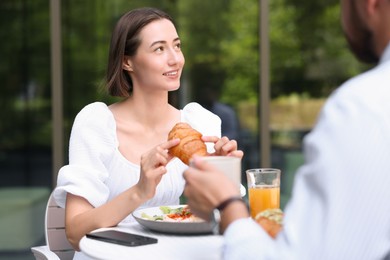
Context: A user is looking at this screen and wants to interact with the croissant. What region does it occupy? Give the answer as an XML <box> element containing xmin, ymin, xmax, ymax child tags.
<box><xmin>255</xmin><ymin>208</ymin><xmax>283</xmax><ymax>239</ymax></box>
<box><xmin>168</xmin><ymin>123</ymin><xmax>207</xmax><ymax>165</ymax></box>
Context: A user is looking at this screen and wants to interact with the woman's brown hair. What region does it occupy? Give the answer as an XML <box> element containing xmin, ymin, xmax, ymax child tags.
<box><xmin>106</xmin><ymin>7</ymin><xmax>174</xmax><ymax>97</ymax></box>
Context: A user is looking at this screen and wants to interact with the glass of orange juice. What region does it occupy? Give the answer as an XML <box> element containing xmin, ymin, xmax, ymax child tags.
<box><xmin>246</xmin><ymin>168</ymin><xmax>281</xmax><ymax>219</ymax></box>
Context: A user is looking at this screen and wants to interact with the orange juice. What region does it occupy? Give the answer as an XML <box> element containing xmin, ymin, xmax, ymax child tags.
<box><xmin>248</xmin><ymin>185</ymin><xmax>280</xmax><ymax>218</ymax></box>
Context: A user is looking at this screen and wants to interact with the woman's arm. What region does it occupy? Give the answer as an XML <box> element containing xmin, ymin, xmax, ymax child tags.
<box><xmin>65</xmin><ymin>186</ymin><xmax>145</xmax><ymax>251</ymax></box>
<box><xmin>65</xmin><ymin>138</ymin><xmax>180</xmax><ymax>251</ymax></box>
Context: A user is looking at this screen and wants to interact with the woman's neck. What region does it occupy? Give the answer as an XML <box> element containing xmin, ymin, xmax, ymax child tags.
<box><xmin>111</xmin><ymin>93</ymin><xmax>179</xmax><ymax>130</ymax></box>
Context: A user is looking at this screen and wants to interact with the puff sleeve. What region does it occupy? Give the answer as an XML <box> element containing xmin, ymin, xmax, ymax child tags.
<box><xmin>53</xmin><ymin>102</ymin><xmax>117</xmax><ymax>208</ymax></box>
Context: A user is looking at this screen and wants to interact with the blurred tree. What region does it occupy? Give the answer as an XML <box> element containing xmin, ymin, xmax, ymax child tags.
<box><xmin>217</xmin><ymin>0</ymin><xmax>368</xmax><ymax>106</ymax></box>
<box><xmin>273</xmin><ymin>0</ymin><xmax>368</xmax><ymax>97</ymax></box>
<box><xmin>0</xmin><ymin>0</ymin><xmax>370</xmax><ymax>151</ymax></box>
<box><xmin>0</xmin><ymin>0</ymin><xmax>51</xmax><ymax>149</ymax></box>
<box><xmin>177</xmin><ymin>0</ymin><xmax>231</xmax><ymax>103</ymax></box>
<box><xmin>219</xmin><ymin>0</ymin><xmax>260</xmax><ymax>105</ymax></box>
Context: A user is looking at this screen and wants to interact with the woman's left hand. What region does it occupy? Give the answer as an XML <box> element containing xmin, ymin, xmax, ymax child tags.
<box><xmin>202</xmin><ymin>136</ymin><xmax>244</xmax><ymax>158</ymax></box>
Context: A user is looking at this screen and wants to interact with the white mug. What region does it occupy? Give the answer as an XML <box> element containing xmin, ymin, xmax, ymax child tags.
<box><xmin>192</xmin><ymin>156</ymin><xmax>244</xmax><ymax>196</ymax></box>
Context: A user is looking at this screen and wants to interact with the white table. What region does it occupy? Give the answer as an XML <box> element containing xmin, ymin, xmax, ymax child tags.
<box><xmin>80</xmin><ymin>223</ymin><xmax>224</xmax><ymax>259</ymax></box>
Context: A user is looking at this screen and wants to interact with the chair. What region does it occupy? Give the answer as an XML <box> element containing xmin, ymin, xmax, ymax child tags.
<box><xmin>31</xmin><ymin>191</ymin><xmax>75</xmax><ymax>260</ymax></box>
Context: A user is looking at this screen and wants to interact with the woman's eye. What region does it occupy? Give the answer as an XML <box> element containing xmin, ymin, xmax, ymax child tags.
<box><xmin>175</xmin><ymin>43</ymin><xmax>181</xmax><ymax>50</ymax></box>
<box><xmin>155</xmin><ymin>46</ymin><xmax>164</xmax><ymax>52</ymax></box>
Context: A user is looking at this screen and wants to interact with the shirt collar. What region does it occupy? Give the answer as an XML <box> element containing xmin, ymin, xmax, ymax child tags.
<box><xmin>379</xmin><ymin>41</ymin><xmax>390</xmax><ymax>64</ymax></box>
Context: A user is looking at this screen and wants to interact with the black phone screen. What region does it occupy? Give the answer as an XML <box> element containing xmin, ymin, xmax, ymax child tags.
<box><xmin>86</xmin><ymin>230</ymin><xmax>158</xmax><ymax>247</ymax></box>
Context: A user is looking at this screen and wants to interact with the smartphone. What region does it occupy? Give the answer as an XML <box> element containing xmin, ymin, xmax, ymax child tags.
<box><xmin>86</xmin><ymin>230</ymin><xmax>158</xmax><ymax>247</ymax></box>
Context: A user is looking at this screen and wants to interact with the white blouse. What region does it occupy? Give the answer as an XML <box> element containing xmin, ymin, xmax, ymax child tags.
<box><xmin>54</xmin><ymin>102</ymin><xmax>221</xmax><ymax>224</ymax></box>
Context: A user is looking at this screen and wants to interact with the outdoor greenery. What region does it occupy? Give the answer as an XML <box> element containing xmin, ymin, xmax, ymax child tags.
<box><xmin>0</xmin><ymin>0</ymin><xmax>368</xmax><ymax>151</ymax></box>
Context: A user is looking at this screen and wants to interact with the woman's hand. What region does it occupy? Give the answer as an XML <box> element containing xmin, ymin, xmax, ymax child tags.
<box><xmin>137</xmin><ymin>138</ymin><xmax>180</xmax><ymax>200</ymax></box>
<box><xmin>202</xmin><ymin>136</ymin><xmax>244</xmax><ymax>158</ymax></box>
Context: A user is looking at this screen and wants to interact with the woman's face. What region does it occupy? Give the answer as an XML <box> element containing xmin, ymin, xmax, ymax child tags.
<box><xmin>127</xmin><ymin>19</ymin><xmax>185</xmax><ymax>93</ymax></box>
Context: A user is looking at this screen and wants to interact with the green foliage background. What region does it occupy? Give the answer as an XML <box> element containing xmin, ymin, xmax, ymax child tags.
<box><xmin>0</xmin><ymin>0</ymin><xmax>367</xmax><ymax>150</ymax></box>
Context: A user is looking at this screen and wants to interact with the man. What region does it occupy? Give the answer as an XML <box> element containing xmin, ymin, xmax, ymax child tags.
<box><xmin>183</xmin><ymin>0</ymin><xmax>390</xmax><ymax>259</ymax></box>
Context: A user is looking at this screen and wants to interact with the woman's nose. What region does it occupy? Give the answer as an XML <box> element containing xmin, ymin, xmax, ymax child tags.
<box><xmin>167</xmin><ymin>49</ymin><xmax>183</xmax><ymax>65</ymax></box>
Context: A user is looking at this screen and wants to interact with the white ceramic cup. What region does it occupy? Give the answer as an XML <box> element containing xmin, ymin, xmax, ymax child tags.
<box><xmin>193</xmin><ymin>156</ymin><xmax>242</xmax><ymax>191</ymax></box>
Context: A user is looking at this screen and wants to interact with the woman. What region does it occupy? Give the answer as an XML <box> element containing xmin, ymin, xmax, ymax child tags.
<box><xmin>53</xmin><ymin>7</ymin><xmax>243</xmax><ymax>256</ymax></box>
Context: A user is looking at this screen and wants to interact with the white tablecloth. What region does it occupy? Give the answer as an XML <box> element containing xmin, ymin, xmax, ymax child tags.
<box><xmin>79</xmin><ymin>223</ymin><xmax>223</xmax><ymax>259</ymax></box>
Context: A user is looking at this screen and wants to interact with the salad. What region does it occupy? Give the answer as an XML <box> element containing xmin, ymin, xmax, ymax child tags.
<box><xmin>141</xmin><ymin>206</ymin><xmax>203</xmax><ymax>222</ymax></box>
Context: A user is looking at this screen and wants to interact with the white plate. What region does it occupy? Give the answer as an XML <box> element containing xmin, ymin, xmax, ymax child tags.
<box><xmin>132</xmin><ymin>205</ymin><xmax>212</xmax><ymax>234</ymax></box>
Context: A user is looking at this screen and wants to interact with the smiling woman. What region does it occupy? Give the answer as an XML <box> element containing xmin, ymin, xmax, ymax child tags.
<box><xmin>52</xmin><ymin>7</ymin><xmax>242</xmax><ymax>258</ymax></box>
<box><xmin>122</xmin><ymin>18</ymin><xmax>184</xmax><ymax>94</ymax></box>
<box><xmin>106</xmin><ymin>8</ymin><xmax>183</xmax><ymax>97</ymax></box>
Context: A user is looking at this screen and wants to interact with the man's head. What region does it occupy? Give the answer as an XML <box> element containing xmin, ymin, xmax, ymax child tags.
<box><xmin>341</xmin><ymin>0</ymin><xmax>390</xmax><ymax>64</ymax></box>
